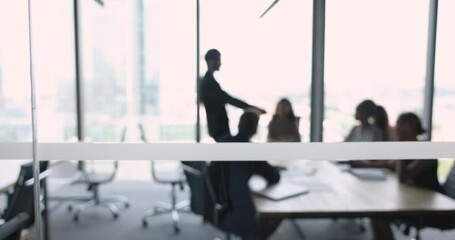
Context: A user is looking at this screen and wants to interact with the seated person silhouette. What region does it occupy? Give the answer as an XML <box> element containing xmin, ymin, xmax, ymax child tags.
<box><xmin>267</xmin><ymin>98</ymin><xmax>301</xmax><ymax>142</ymax></box>
<box><xmin>210</xmin><ymin>111</ymin><xmax>281</xmax><ymax>239</ymax></box>
<box><xmin>394</xmin><ymin>113</ymin><xmax>442</xmax><ymax>192</ymax></box>
<box><xmin>349</xmin><ymin>105</ymin><xmax>396</xmax><ymax>169</ymax></box>
<box><xmin>373</xmin><ymin>105</ymin><xmax>396</xmax><ymax>141</ymax></box>
<box><xmin>345</xmin><ymin>99</ymin><xmax>383</xmax><ymax>142</ymax></box>
<box><xmin>200</xmin><ymin>49</ymin><xmax>266</xmax><ymax>142</ymax></box>
<box><xmin>371</xmin><ymin>112</ymin><xmax>445</xmax><ymax>240</ymax></box>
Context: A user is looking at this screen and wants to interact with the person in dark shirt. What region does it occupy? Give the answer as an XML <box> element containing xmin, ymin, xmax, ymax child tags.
<box><xmin>200</xmin><ymin>49</ymin><xmax>266</xmax><ymax>142</ymax></box>
<box><xmin>211</xmin><ymin>111</ymin><xmax>281</xmax><ymax>239</ymax></box>
<box><xmin>394</xmin><ymin>112</ymin><xmax>442</xmax><ymax>192</ymax></box>
<box><xmin>371</xmin><ymin>112</ymin><xmax>442</xmax><ymax>240</ymax></box>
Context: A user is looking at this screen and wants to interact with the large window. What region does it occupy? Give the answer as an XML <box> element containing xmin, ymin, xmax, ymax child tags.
<box><xmin>432</xmin><ymin>0</ymin><xmax>455</xmax><ymax>179</ymax></box>
<box><xmin>200</xmin><ymin>0</ymin><xmax>313</xmax><ymax>142</ymax></box>
<box><xmin>433</xmin><ymin>0</ymin><xmax>455</xmax><ymax>142</ymax></box>
<box><xmin>0</xmin><ymin>0</ymin><xmax>76</xmax><ymax>142</ymax></box>
<box><xmin>81</xmin><ymin>0</ymin><xmax>196</xmax><ymax>143</ymax></box>
<box><xmin>33</xmin><ymin>0</ymin><xmax>77</xmax><ymax>142</ymax></box>
<box><xmin>80</xmin><ymin>0</ymin><xmax>131</xmax><ymax>142</ymax></box>
<box><xmin>324</xmin><ymin>0</ymin><xmax>429</xmax><ymax>142</ymax></box>
<box><xmin>146</xmin><ymin>0</ymin><xmax>197</xmax><ymax>142</ymax></box>
<box><xmin>0</xmin><ymin>1</ymin><xmax>32</xmax><ymax>142</ymax></box>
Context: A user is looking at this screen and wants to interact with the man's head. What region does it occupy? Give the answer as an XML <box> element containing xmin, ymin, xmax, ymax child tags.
<box><xmin>205</xmin><ymin>49</ymin><xmax>221</xmax><ymax>72</ymax></box>
<box><xmin>238</xmin><ymin>111</ymin><xmax>260</xmax><ymax>139</ymax></box>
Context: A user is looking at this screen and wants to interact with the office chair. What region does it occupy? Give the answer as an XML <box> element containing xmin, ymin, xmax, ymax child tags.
<box><xmin>69</xmin><ymin>160</ymin><xmax>130</xmax><ymax>221</ymax></box>
<box><xmin>181</xmin><ymin>161</ymin><xmax>232</xmax><ymax>240</ymax></box>
<box><xmin>141</xmin><ymin>160</ymin><xmax>189</xmax><ymax>232</ymax></box>
<box><xmin>123</xmin><ymin>123</ymin><xmax>190</xmax><ymax>232</ymax></box>
<box><xmin>2</xmin><ymin>162</ymin><xmax>51</xmax><ymax>240</ymax></box>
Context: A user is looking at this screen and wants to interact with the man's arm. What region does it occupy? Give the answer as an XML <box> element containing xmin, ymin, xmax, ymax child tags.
<box><xmin>200</xmin><ymin>80</ymin><xmax>248</xmax><ymax>106</ymax></box>
<box><xmin>225</xmin><ymin>91</ymin><xmax>267</xmax><ymax>113</ymax></box>
<box><xmin>218</xmin><ymin>90</ymin><xmax>249</xmax><ymax>108</ymax></box>
<box><xmin>201</xmin><ymin>79</ymin><xmax>266</xmax><ymax>113</ymax></box>
<box><xmin>252</xmin><ymin>161</ymin><xmax>280</xmax><ymax>185</ymax></box>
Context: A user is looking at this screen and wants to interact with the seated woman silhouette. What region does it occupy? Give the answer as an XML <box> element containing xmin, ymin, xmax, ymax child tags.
<box><xmin>345</xmin><ymin>99</ymin><xmax>383</xmax><ymax>142</ymax></box>
<box><xmin>267</xmin><ymin>98</ymin><xmax>301</xmax><ymax>142</ymax></box>
<box><xmin>349</xmin><ymin>104</ymin><xmax>396</xmax><ymax>169</ymax></box>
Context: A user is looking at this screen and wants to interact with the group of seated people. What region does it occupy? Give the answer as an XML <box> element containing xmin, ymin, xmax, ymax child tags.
<box><xmin>198</xmin><ymin>49</ymin><xmax>452</xmax><ymax>239</ymax></box>
<box><xmin>200</xmin><ymin>100</ymin><xmax>451</xmax><ymax>240</ymax></box>
<box><xmin>344</xmin><ymin>99</ymin><xmax>453</xmax><ymax>239</ymax></box>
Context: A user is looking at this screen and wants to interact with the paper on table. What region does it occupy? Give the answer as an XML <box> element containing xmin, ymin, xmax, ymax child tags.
<box><xmin>349</xmin><ymin>168</ymin><xmax>388</xmax><ymax>181</ymax></box>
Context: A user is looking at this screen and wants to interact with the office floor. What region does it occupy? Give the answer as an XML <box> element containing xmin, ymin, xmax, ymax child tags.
<box><xmin>29</xmin><ymin>180</ymin><xmax>455</xmax><ymax>240</ymax></box>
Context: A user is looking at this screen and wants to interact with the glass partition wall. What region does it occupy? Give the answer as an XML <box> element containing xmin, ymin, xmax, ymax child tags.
<box><xmin>1</xmin><ymin>0</ymin><xmax>454</xmax><ymax>239</ymax></box>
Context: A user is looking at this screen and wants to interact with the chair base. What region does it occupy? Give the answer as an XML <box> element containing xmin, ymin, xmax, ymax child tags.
<box><xmin>70</xmin><ymin>196</ymin><xmax>129</xmax><ymax>222</ymax></box>
<box><xmin>142</xmin><ymin>200</ymin><xmax>190</xmax><ymax>233</ymax></box>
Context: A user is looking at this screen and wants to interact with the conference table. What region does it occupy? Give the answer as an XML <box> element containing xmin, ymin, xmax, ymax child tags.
<box><xmin>254</xmin><ymin>160</ymin><xmax>455</xmax><ymax>221</ymax></box>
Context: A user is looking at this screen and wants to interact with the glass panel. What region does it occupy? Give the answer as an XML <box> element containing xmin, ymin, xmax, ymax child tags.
<box><xmin>81</xmin><ymin>0</ymin><xmax>196</xmax><ymax>143</ymax></box>
<box><xmin>200</xmin><ymin>0</ymin><xmax>313</xmax><ymax>142</ymax></box>
<box><xmin>0</xmin><ymin>0</ymin><xmax>76</xmax><ymax>142</ymax></box>
<box><xmin>80</xmin><ymin>0</ymin><xmax>130</xmax><ymax>142</ymax></box>
<box><xmin>33</xmin><ymin>0</ymin><xmax>77</xmax><ymax>142</ymax></box>
<box><xmin>433</xmin><ymin>0</ymin><xmax>455</xmax><ymax>180</ymax></box>
<box><xmin>0</xmin><ymin>1</ymin><xmax>32</xmax><ymax>142</ymax></box>
<box><xmin>325</xmin><ymin>0</ymin><xmax>429</xmax><ymax>142</ymax></box>
<box><xmin>145</xmin><ymin>0</ymin><xmax>197</xmax><ymax>142</ymax></box>
<box><xmin>433</xmin><ymin>0</ymin><xmax>455</xmax><ymax>142</ymax></box>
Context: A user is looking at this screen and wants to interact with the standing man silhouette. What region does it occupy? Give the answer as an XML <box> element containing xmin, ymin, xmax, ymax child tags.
<box><xmin>200</xmin><ymin>49</ymin><xmax>266</xmax><ymax>142</ymax></box>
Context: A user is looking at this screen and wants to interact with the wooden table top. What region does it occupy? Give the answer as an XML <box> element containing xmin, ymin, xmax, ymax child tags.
<box><xmin>254</xmin><ymin>161</ymin><xmax>455</xmax><ymax>218</ymax></box>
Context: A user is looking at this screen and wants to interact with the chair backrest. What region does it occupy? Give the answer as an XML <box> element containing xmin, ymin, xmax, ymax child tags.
<box><xmin>122</xmin><ymin>123</ymin><xmax>185</xmax><ymax>184</ymax></box>
<box><xmin>181</xmin><ymin>162</ymin><xmax>206</xmax><ymax>215</ymax></box>
<box><xmin>181</xmin><ymin>161</ymin><xmax>226</xmax><ymax>226</ymax></box>
<box><xmin>81</xmin><ymin>160</ymin><xmax>118</xmax><ymax>183</ymax></box>
<box><xmin>443</xmin><ymin>163</ymin><xmax>455</xmax><ymax>199</ymax></box>
<box><xmin>4</xmin><ymin>161</ymin><xmax>48</xmax><ymax>227</ymax></box>
<box><xmin>151</xmin><ymin>160</ymin><xmax>185</xmax><ymax>184</ymax></box>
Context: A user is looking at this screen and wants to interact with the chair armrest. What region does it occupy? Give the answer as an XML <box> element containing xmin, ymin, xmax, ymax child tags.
<box><xmin>25</xmin><ymin>169</ymin><xmax>52</xmax><ymax>187</ymax></box>
<box><xmin>181</xmin><ymin>164</ymin><xmax>203</xmax><ymax>177</ymax></box>
<box><xmin>0</xmin><ymin>213</ymin><xmax>29</xmax><ymax>239</ymax></box>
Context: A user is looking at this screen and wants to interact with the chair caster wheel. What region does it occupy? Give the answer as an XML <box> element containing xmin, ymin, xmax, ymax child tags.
<box><xmin>174</xmin><ymin>226</ymin><xmax>180</xmax><ymax>233</ymax></box>
<box><xmin>142</xmin><ymin>220</ymin><xmax>148</xmax><ymax>228</ymax></box>
<box><xmin>113</xmin><ymin>213</ymin><xmax>119</xmax><ymax>219</ymax></box>
<box><xmin>403</xmin><ymin>225</ymin><xmax>411</xmax><ymax>235</ymax></box>
<box><xmin>73</xmin><ymin>215</ymin><xmax>79</xmax><ymax>222</ymax></box>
